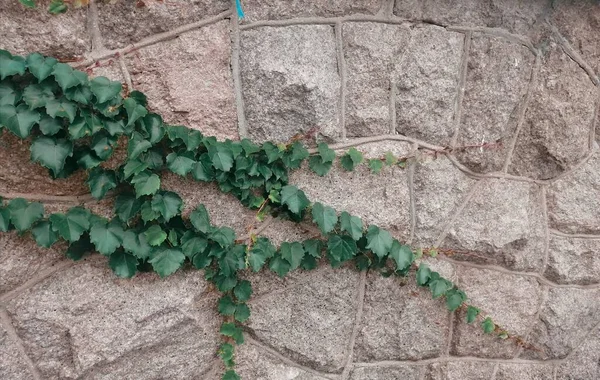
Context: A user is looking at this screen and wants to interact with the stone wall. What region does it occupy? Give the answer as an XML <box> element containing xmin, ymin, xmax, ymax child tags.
<box><xmin>1</xmin><ymin>0</ymin><xmax>600</xmax><ymax>379</ymax></box>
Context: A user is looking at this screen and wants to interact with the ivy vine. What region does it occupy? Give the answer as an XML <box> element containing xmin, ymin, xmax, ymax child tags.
<box><xmin>0</xmin><ymin>49</ymin><xmax>517</xmax><ymax>379</ymax></box>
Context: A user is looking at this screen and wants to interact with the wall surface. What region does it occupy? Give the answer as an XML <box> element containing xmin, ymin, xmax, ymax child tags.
<box><xmin>1</xmin><ymin>0</ymin><xmax>600</xmax><ymax>379</ymax></box>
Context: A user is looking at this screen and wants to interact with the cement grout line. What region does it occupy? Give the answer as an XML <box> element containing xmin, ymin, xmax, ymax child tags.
<box><xmin>564</xmin><ymin>319</ymin><xmax>600</xmax><ymax>361</ymax></box>
<box><xmin>307</xmin><ymin>134</ymin><xmax>446</xmax><ymax>153</ymax></box>
<box><xmin>489</xmin><ymin>363</ymin><xmax>499</xmax><ymax>380</ymax></box>
<box><xmin>87</xmin><ymin>0</ymin><xmax>104</xmax><ymax>52</ymax></box>
<box><xmin>548</xmin><ymin>228</ymin><xmax>600</xmax><ymax>240</ymax></box>
<box><xmin>245</xmin><ymin>335</ymin><xmax>341</xmax><ymax>379</ymax></box>
<box><xmin>353</xmin><ymin>355</ymin><xmax>567</xmax><ymax>368</ymax></box>
<box><xmin>545</xmin><ymin>147</ymin><xmax>597</xmax><ymax>184</ymax></box>
<box><xmin>447</xmin><ymin>26</ymin><xmax>537</xmax><ymax>55</ymax></box>
<box><xmin>0</xmin><ymin>307</ymin><xmax>42</xmax><ymax>380</ymax></box>
<box><xmin>335</xmin><ymin>21</ymin><xmax>347</xmax><ymax>140</ymax></box>
<box><xmin>449</xmin><ymin>31</ymin><xmax>472</xmax><ymax>148</ymax></box>
<box><xmin>590</xmin><ymin>87</ymin><xmax>600</xmax><ymax>150</ymax></box>
<box><xmin>515</xmin><ymin>285</ymin><xmax>548</xmax><ymax>358</ymax></box>
<box><xmin>388</xmin><ymin>77</ymin><xmax>397</xmax><ymax>134</ymax></box>
<box><xmin>437</xmin><ymin>256</ymin><xmax>600</xmax><ymax>289</ymax></box>
<box><xmin>0</xmin><ymin>260</ymin><xmax>75</xmax><ymax>304</ymax></box>
<box><xmin>239</xmin><ymin>14</ymin><xmax>412</xmax><ymax>31</ymax></box>
<box><xmin>340</xmin><ymin>270</ymin><xmax>367</xmax><ymax>380</ymax></box>
<box><xmin>502</xmin><ymin>52</ymin><xmax>541</xmax><ymax>173</ymax></box>
<box><xmin>75</xmin><ymin>10</ymin><xmax>234</xmax><ymax>68</ymax></box>
<box><xmin>540</xmin><ymin>186</ymin><xmax>551</xmax><ymax>274</ymax></box>
<box><xmin>406</xmin><ymin>151</ymin><xmax>418</xmax><ymax>245</ymax></box>
<box><xmin>444</xmin><ymin>312</ymin><xmax>455</xmax><ymax>357</ymax></box>
<box><xmin>230</xmin><ymin>2</ymin><xmax>249</xmax><ymax>139</ymax></box>
<box><xmin>117</xmin><ymin>56</ymin><xmax>133</xmax><ymax>92</ymax></box>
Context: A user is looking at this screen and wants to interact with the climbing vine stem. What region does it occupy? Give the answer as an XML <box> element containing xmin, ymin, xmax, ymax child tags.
<box><xmin>0</xmin><ymin>50</ymin><xmax>524</xmax><ymax>379</ymax></box>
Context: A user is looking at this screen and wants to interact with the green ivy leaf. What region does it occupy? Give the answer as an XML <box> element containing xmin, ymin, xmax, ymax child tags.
<box><xmin>482</xmin><ymin>317</ymin><xmax>495</xmax><ymax>334</ymax></box>
<box><xmin>340</xmin><ymin>147</ymin><xmax>363</xmax><ymax>171</ymax></box>
<box><xmin>91</xmin><ymin>131</ymin><xmax>117</xmax><ymax>160</ymax></box>
<box><xmin>384</xmin><ymin>151</ymin><xmax>398</xmax><ymax>166</ymax></box>
<box><xmin>124</xmin><ymin>97</ymin><xmax>148</xmax><ymax>127</ymax></box>
<box><xmin>144</xmin><ymin>225</ymin><xmax>167</xmax><ymax>246</ymax></box>
<box><xmin>327</xmin><ymin>234</ymin><xmax>357</xmax><ymax>263</ymax></box>
<box><xmin>166</xmin><ymin>152</ymin><xmax>196</xmax><ymax>176</ymax></box>
<box><xmin>0</xmin><ymin>80</ymin><xmax>20</xmax><ymax>106</ymax></box>
<box><xmin>429</xmin><ymin>277</ymin><xmax>452</xmax><ymax>299</ymax></box>
<box><xmin>192</xmin><ymin>154</ymin><xmax>215</xmax><ymax>181</ymax></box>
<box><xmin>31</xmin><ymin>221</ymin><xmax>59</xmax><ymax>248</ymax></box>
<box><xmin>48</xmin><ymin>0</ymin><xmax>68</xmax><ymax>14</ymax></box>
<box><xmin>22</xmin><ymin>84</ymin><xmax>55</xmax><ymax>109</ymax></box>
<box><xmin>280</xmin><ymin>185</ymin><xmax>310</xmax><ymax>215</ymax></box>
<box><xmin>280</xmin><ymin>242</ymin><xmax>305</xmax><ymax>270</ymax></box>
<box><xmin>218</xmin><ymin>245</ymin><xmax>246</xmax><ymax>277</ymax></box>
<box><xmin>7</xmin><ymin>198</ymin><xmax>44</xmax><ymax>232</ymax></box>
<box><xmin>308</xmin><ymin>155</ymin><xmax>333</xmax><ymax>177</ymax></box>
<box><xmin>446</xmin><ymin>289</ymin><xmax>466</xmax><ymax>312</ymax></box>
<box><xmin>0</xmin><ymin>51</ymin><xmax>26</xmax><ymax>80</ymax></box>
<box><xmin>86</xmin><ymin>168</ymin><xmax>117</xmax><ymax>200</ymax></box>
<box><xmin>149</xmin><ymin>247</ymin><xmax>185</xmax><ymax>278</ymax></box>
<box><xmin>190</xmin><ymin>204</ymin><xmax>211</xmax><ymax>234</ymax></box>
<box><xmin>269</xmin><ymin>255</ymin><xmax>291</xmax><ymax>278</ymax></box>
<box><xmin>303</xmin><ymin>239</ymin><xmax>322</xmax><ymax>258</ymax></box>
<box><xmin>466</xmin><ymin>306</ymin><xmax>480</xmax><ymax>324</ymax></box>
<box><xmin>209</xmin><ymin>227</ymin><xmax>236</xmax><ymax>248</ymax></box>
<box><xmin>114</xmin><ymin>194</ymin><xmax>142</xmax><ymax>223</ymax></box>
<box><xmin>109</xmin><ymin>250</ymin><xmax>139</xmax><ymax>278</ymax></box>
<box><xmin>218</xmin><ymin>295</ymin><xmax>237</xmax><ymax>316</ymax></box>
<box><xmin>220</xmin><ymin>322</ymin><xmax>244</xmax><ymax>345</ymax></box>
<box><xmin>282</xmin><ymin>141</ymin><xmax>309</xmax><ymax>169</ymax></box>
<box><xmin>222</xmin><ymin>370</ymin><xmax>240</xmax><ymax>380</ymax></box>
<box><xmin>66</xmin><ymin>233</ymin><xmax>93</xmax><ymax>261</ymax></box>
<box><xmin>90</xmin><ymin>76</ymin><xmax>122</xmax><ymax>103</ymax></box>
<box><xmin>234</xmin><ymin>303</ymin><xmax>251</xmax><ymax>322</ymax></box>
<box><xmin>89</xmin><ymin>219</ymin><xmax>124</xmax><ymax>255</ymax></box>
<box><xmin>311</xmin><ymin>202</ymin><xmax>337</xmax><ymax>234</ymax></box>
<box><xmin>247</xmin><ymin>237</ymin><xmax>276</xmax><ymax>272</ymax></box>
<box><xmin>138</xmin><ymin>113</ymin><xmax>164</xmax><ymax>144</ymax></box>
<box><xmin>369</xmin><ymin>159</ymin><xmax>384</xmax><ymax>174</ymax></box>
<box><xmin>0</xmin><ymin>104</ymin><xmax>41</xmax><ymax>138</ymax></box>
<box><xmin>38</xmin><ymin>115</ymin><xmax>62</xmax><ymax>136</ymax></box>
<box><xmin>365</xmin><ymin>225</ymin><xmax>393</xmax><ymax>259</ymax></box>
<box><xmin>208</xmin><ymin>144</ymin><xmax>234</xmax><ymax>172</ymax></box>
<box><xmin>123</xmin><ymin>159</ymin><xmax>149</xmax><ymax>180</ymax></box>
<box><xmin>389</xmin><ymin>240</ymin><xmax>413</xmax><ymax>271</ymax></box>
<box><xmin>339</xmin><ymin>211</ymin><xmax>363</xmax><ymax>241</ymax></box>
<box><xmin>122</xmin><ymin>230</ymin><xmax>152</xmax><ymax>260</ymax></box>
<box><xmin>49</xmin><ymin>207</ymin><xmax>91</xmax><ymax>243</ymax></box>
<box><xmin>140</xmin><ymin>201</ymin><xmax>159</xmax><ymax>223</ymax></box>
<box><xmin>30</xmin><ymin>136</ymin><xmax>73</xmax><ymax>176</ymax></box>
<box><xmin>131</xmin><ymin>171</ymin><xmax>160</xmax><ymax>198</ymax></box>
<box><xmin>127</xmin><ymin>132</ymin><xmax>152</xmax><ymax>159</ymax></box>
<box><xmin>19</xmin><ymin>0</ymin><xmax>36</xmax><ymax>9</ymax></box>
<box><xmin>234</xmin><ymin>280</ymin><xmax>252</xmax><ymax>302</ymax></box>
<box><xmin>151</xmin><ymin>191</ymin><xmax>183</xmax><ymax>222</ymax></box>
<box><xmin>52</xmin><ymin>63</ymin><xmax>86</xmax><ymax>91</ymax></box>
<box><xmin>416</xmin><ymin>264</ymin><xmax>432</xmax><ymax>286</ymax></box>
<box><xmin>64</xmin><ymin>84</ymin><xmax>92</xmax><ymax>105</ymax></box>
<box><xmin>46</xmin><ymin>98</ymin><xmax>77</xmax><ymax>123</ymax></box>
<box><xmin>180</xmin><ymin>231</ymin><xmax>208</xmax><ymax>260</ymax></box>
<box><xmin>0</xmin><ymin>206</ymin><xmax>10</xmax><ymax>232</ymax></box>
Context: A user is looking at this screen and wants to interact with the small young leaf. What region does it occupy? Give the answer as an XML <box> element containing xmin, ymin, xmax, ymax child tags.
<box><xmin>416</xmin><ymin>263</ymin><xmax>432</xmax><ymax>286</ymax></box>
<box><xmin>389</xmin><ymin>240</ymin><xmax>414</xmax><ymax>271</ymax></box>
<box><xmin>280</xmin><ymin>242</ymin><xmax>305</xmax><ymax>270</ymax></box>
<box><xmin>150</xmin><ymin>191</ymin><xmax>183</xmax><ymax>222</ymax></box>
<box><xmin>340</xmin><ymin>147</ymin><xmax>363</xmax><ymax>171</ymax></box>
<box><xmin>31</xmin><ymin>221</ymin><xmax>58</xmax><ymax>247</ymax></box>
<box><xmin>365</xmin><ymin>225</ymin><xmax>393</xmax><ymax>259</ymax></box>
<box><xmin>234</xmin><ymin>280</ymin><xmax>252</xmax><ymax>302</ymax></box>
<box><xmin>144</xmin><ymin>225</ymin><xmax>167</xmax><ymax>246</ymax></box>
<box><xmin>368</xmin><ymin>159</ymin><xmax>384</xmax><ymax>174</ymax></box>
<box><xmin>280</xmin><ymin>185</ymin><xmax>310</xmax><ymax>215</ymax></box>
<box><xmin>234</xmin><ymin>303</ymin><xmax>251</xmax><ymax>322</ymax></box>
<box><xmin>19</xmin><ymin>0</ymin><xmax>36</xmax><ymax>9</ymax></box>
<box><xmin>149</xmin><ymin>247</ymin><xmax>185</xmax><ymax>277</ymax></box>
<box><xmin>109</xmin><ymin>250</ymin><xmax>139</xmax><ymax>278</ymax></box>
<box><xmin>482</xmin><ymin>317</ymin><xmax>495</xmax><ymax>334</ymax></box>
<box><xmin>48</xmin><ymin>0</ymin><xmax>68</xmax><ymax>14</ymax></box>
<box><xmin>466</xmin><ymin>306</ymin><xmax>480</xmax><ymax>324</ymax></box>
<box><xmin>218</xmin><ymin>295</ymin><xmax>237</xmax><ymax>316</ymax></box>
<box><xmin>7</xmin><ymin>198</ymin><xmax>44</xmax><ymax>232</ymax></box>
<box><xmin>339</xmin><ymin>211</ymin><xmax>363</xmax><ymax>241</ymax></box>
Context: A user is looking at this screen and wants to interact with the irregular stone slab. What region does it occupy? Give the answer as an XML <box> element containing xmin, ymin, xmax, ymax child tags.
<box><xmin>236</xmin><ymin>342</ymin><xmax>332</xmax><ymax>380</ymax></box>
<box><xmin>5</xmin><ymin>259</ymin><xmax>219</xmax><ymax>379</ymax></box>
<box><xmin>393</xmin><ymin>0</ymin><xmax>549</xmax><ymax>37</ymax></box>
<box><xmin>395</xmin><ymin>26</ymin><xmax>463</xmax><ymax>145</ymax></box>
<box><xmin>0</xmin><ymin>323</ymin><xmax>35</xmax><ymax>380</ymax></box>
<box><xmin>508</xmin><ymin>42</ymin><xmax>596</xmax><ymax>180</ymax></box>
<box><xmin>495</xmin><ymin>363</ymin><xmax>555</xmax><ymax>379</ymax></box>
<box><xmin>551</xmin><ymin>0</ymin><xmax>600</xmax><ymax>81</ymax></box>
<box><xmin>349</xmin><ymin>365</ymin><xmax>422</xmax><ymax>379</ymax></box>
<box><xmin>0</xmin><ymin>233</ymin><xmax>66</xmax><ymax>296</ymax></box>
<box><xmin>425</xmin><ymin>361</ymin><xmax>496</xmax><ymax>379</ymax></box>
<box><xmin>547</xmin><ymin>152</ymin><xmax>600</xmax><ymax>234</ymax></box>
<box><xmin>451</xmin><ymin>268</ymin><xmax>542</xmax><ymax>358</ymax></box>
<box><xmin>555</xmin><ymin>325</ymin><xmax>600</xmax><ymax>380</ymax></box>
<box><xmin>354</xmin><ymin>273</ymin><xmax>450</xmax><ymax>362</ymax></box>
<box><xmin>96</xmin><ymin>0</ymin><xmax>230</xmax><ymax>49</ymax></box>
<box><xmin>413</xmin><ymin>155</ymin><xmax>477</xmax><ymax>247</ymax></box>
<box><xmin>126</xmin><ymin>21</ymin><xmax>238</xmax><ymax>140</ymax></box>
<box><xmin>241</xmin><ymin>0</ymin><xmax>381</xmax><ymax>21</ymax></box>
<box><xmin>545</xmin><ymin>235</ymin><xmax>600</xmax><ymax>285</ymax></box>
<box><xmin>455</xmin><ymin>35</ymin><xmax>534</xmax><ymax>173</ymax></box>
<box><xmin>161</xmin><ymin>172</ymin><xmax>257</xmax><ymax>237</ymax></box>
<box><xmin>290</xmin><ymin>146</ymin><xmax>411</xmax><ymax>238</ymax></box>
<box><xmin>241</xmin><ymin>25</ymin><xmax>341</xmax><ymax>143</ymax></box>
<box><xmin>0</xmin><ymin>1</ymin><xmax>88</xmax><ymax>58</ymax></box>
<box><xmin>521</xmin><ymin>287</ymin><xmax>600</xmax><ymax>360</ymax></box>
<box><xmin>343</xmin><ymin>22</ymin><xmax>411</xmax><ymax>136</ymax></box>
<box><xmin>246</xmin><ymin>266</ymin><xmax>359</xmax><ymax>372</ymax></box>
<box><xmin>441</xmin><ymin>179</ymin><xmax>546</xmax><ymax>272</ymax></box>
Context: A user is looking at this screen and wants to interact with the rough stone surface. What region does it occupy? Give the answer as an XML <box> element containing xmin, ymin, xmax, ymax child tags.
<box><xmin>545</xmin><ymin>235</ymin><xmax>600</xmax><ymax>285</ymax></box>
<box><xmin>395</xmin><ymin>25</ymin><xmax>464</xmax><ymax>145</ymax></box>
<box><xmin>241</xmin><ymin>25</ymin><xmax>341</xmax><ymax>143</ymax></box>
<box><xmin>0</xmin><ymin>323</ymin><xmax>34</xmax><ymax>380</ymax></box>
<box><xmin>343</xmin><ymin>22</ymin><xmax>411</xmax><ymax>136</ymax></box>
<box><xmin>0</xmin><ymin>0</ymin><xmax>88</xmax><ymax>58</ymax></box>
<box><xmin>451</xmin><ymin>268</ymin><xmax>542</xmax><ymax>358</ymax></box>
<box><xmin>413</xmin><ymin>156</ymin><xmax>478</xmax><ymax>247</ymax></box>
<box><xmin>442</xmin><ymin>179</ymin><xmax>546</xmax><ymax>272</ymax></box>
<box><xmin>547</xmin><ymin>151</ymin><xmax>600</xmax><ymax>234</ymax></box>
<box><xmin>555</xmin><ymin>325</ymin><xmax>600</xmax><ymax>380</ymax></box>
<box><xmin>4</xmin><ymin>259</ymin><xmax>219</xmax><ymax>379</ymax></box>
<box><xmin>495</xmin><ymin>364</ymin><xmax>555</xmax><ymax>379</ymax></box>
<box><xmin>354</xmin><ymin>272</ymin><xmax>450</xmax><ymax>362</ymax></box>
<box><xmin>96</xmin><ymin>0</ymin><xmax>230</xmax><ymax>49</ymax></box>
<box><xmin>522</xmin><ymin>287</ymin><xmax>600</xmax><ymax>360</ymax></box>
<box><xmin>508</xmin><ymin>42</ymin><xmax>597</xmax><ymax>179</ymax></box>
<box><xmin>126</xmin><ymin>21</ymin><xmax>238</xmax><ymax>140</ymax></box>
<box><xmin>246</xmin><ymin>266</ymin><xmax>359</xmax><ymax>372</ymax></box>
<box><xmin>455</xmin><ymin>35</ymin><xmax>534</xmax><ymax>173</ymax></box>
<box><xmin>425</xmin><ymin>362</ymin><xmax>496</xmax><ymax>379</ymax></box>
<box><xmin>242</xmin><ymin>0</ymin><xmax>382</xmax><ymax>21</ymax></box>
<box><xmin>349</xmin><ymin>366</ymin><xmax>422</xmax><ymax>380</ymax></box>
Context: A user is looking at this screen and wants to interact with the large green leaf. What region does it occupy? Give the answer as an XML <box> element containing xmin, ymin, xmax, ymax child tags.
<box><xmin>52</xmin><ymin>63</ymin><xmax>86</xmax><ymax>91</ymax></box>
<box><xmin>190</xmin><ymin>204</ymin><xmax>211</xmax><ymax>233</ymax></box>
<box><xmin>122</xmin><ymin>230</ymin><xmax>152</xmax><ymax>260</ymax></box>
<box><xmin>234</xmin><ymin>303</ymin><xmax>250</xmax><ymax>322</ymax></box>
<box><xmin>149</xmin><ymin>247</ymin><xmax>185</xmax><ymax>277</ymax></box>
<box><xmin>208</xmin><ymin>144</ymin><xmax>234</xmax><ymax>172</ymax></box>
<box><xmin>0</xmin><ymin>80</ymin><xmax>20</xmax><ymax>106</ymax></box>
<box><xmin>247</xmin><ymin>237</ymin><xmax>276</xmax><ymax>272</ymax></box>
<box><xmin>280</xmin><ymin>185</ymin><xmax>310</xmax><ymax>215</ymax></box>
<box><xmin>91</xmin><ymin>131</ymin><xmax>117</xmax><ymax>160</ymax></box>
<box><xmin>22</xmin><ymin>84</ymin><xmax>55</xmax><ymax>109</ymax></box>
<box><xmin>339</xmin><ymin>211</ymin><xmax>363</xmax><ymax>241</ymax></box>
<box><xmin>144</xmin><ymin>225</ymin><xmax>167</xmax><ymax>246</ymax></box>
<box><xmin>114</xmin><ymin>194</ymin><xmax>142</xmax><ymax>223</ymax></box>
<box><xmin>365</xmin><ymin>225</ymin><xmax>393</xmax><ymax>259</ymax></box>
<box><xmin>446</xmin><ymin>289</ymin><xmax>466</xmax><ymax>312</ymax></box>
<box><xmin>46</xmin><ymin>98</ymin><xmax>77</xmax><ymax>123</ymax></box>
<box><xmin>151</xmin><ymin>191</ymin><xmax>183</xmax><ymax>222</ymax></box>
<box><xmin>90</xmin><ymin>219</ymin><xmax>124</xmax><ymax>255</ymax></box>
<box><xmin>218</xmin><ymin>245</ymin><xmax>246</xmax><ymax>276</ymax></box>
<box><xmin>280</xmin><ymin>242</ymin><xmax>305</xmax><ymax>270</ymax></box>
<box><xmin>123</xmin><ymin>97</ymin><xmax>148</xmax><ymax>127</ymax></box>
<box><xmin>123</xmin><ymin>159</ymin><xmax>149</xmax><ymax>180</ymax></box>
<box><xmin>218</xmin><ymin>295</ymin><xmax>237</xmax><ymax>316</ymax></box>
<box><xmin>109</xmin><ymin>250</ymin><xmax>139</xmax><ymax>278</ymax></box>
<box><xmin>131</xmin><ymin>171</ymin><xmax>160</xmax><ymax>198</ymax></box>
<box><xmin>209</xmin><ymin>227</ymin><xmax>236</xmax><ymax>248</ymax></box>
<box><xmin>269</xmin><ymin>255</ymin><xmax>291</xmax><ymax>278</ymax></box>
<box><xmin>138</xmin><ymin>113</ymin><xmax>165</xmax><ymax>144</ymax></box>
<box><xmin>0</xmin><ymin>103</ymin><xmax>40</xmax><ymax>138</ymax></box>
<box><xmin>234</xmin><ymin>280</ymin><xmax>253</xmax><ymax>302</ymax></box>
<box><xmin>7</xmin><ymin>198</ymin><xmax>44</xmax><ymax>232</ymax></box>
<box><xmin>0</xmin><ymin>52</ymin><xmax>26</xmax><ymax>79</ymax></box>
<box><xmin>31</xmin><ymin>221</ymin><xmax>59</xmax><ymax>248</ymax></box>
<box><xmin>389</xmin><ymin>240</ymin><xmax>414</xmax><ymax>271</ymax></box>
<box><xmin>90</xmin><ymin>76</ymin><xmax>122</xmax><ymax>103</ymax></box>
<box><xmin>30</xmin><ymin>136</ymin><xmax>73</xmax><ymax>176</ymax></box>
<box><xmin>38</xmin><ymin>115</ymin><xmax>62</xmax><ymax>136</ymax></box>
<box><xmin>327</xmin><ymin>234</ymin><xmax>357</xmax><ymax>263</ymax></box>
<box><xmin>86</xmin><ymin>168</ymin><xmax>117</xmax><ymax>200</ymax></box>
<box><xmin>180</xmin><ymin>231</ymin><xmax>208</xmax><ymax>260</ymax></box>
<box><xmin>192</xmin><ymin>153</ymin><xmax>215</xmax><ymax>182</ymax></box>
<box><xmin>127</xmin><ymin>132</ymin><xmax>152</xmax><ymax>159</ymax></box>
<box><xmin>311</xmin><ymin>202</ymin><xmax>337</xmax><ymax>234</ymax></box>
<box><xmin>49</xmin><ymin>207</ymin><xmax>91</xmax><ymax>243</ymax></box>
<box><xmin>166</xmin><ymin>152</ymin><xmax>195</xmax><ymax>176</ymax></box>
<box><xmin>0</xmin><ymin>207</ymin><xmax>11</xmax><ymax>232</ymax></box>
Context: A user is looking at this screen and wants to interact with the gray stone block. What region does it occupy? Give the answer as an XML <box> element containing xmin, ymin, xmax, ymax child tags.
<box><xmin>0</xmin><ymin>323</ymin><xmax>36</xmax><ymax>380</ymax></box>
<box><xmin>349</xmin><ymin>366</ymin><xmax>422</xmax><ymax>379</ymax></box>
<box><xmin>241</xmin><ymin>0</ymin><xmax>382</xmax><ymax>21</ymax></box>
<box><xmin>546</xmin><ymin>235</ymin><xmax>600</xmax><ymax>285</ymax></box>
